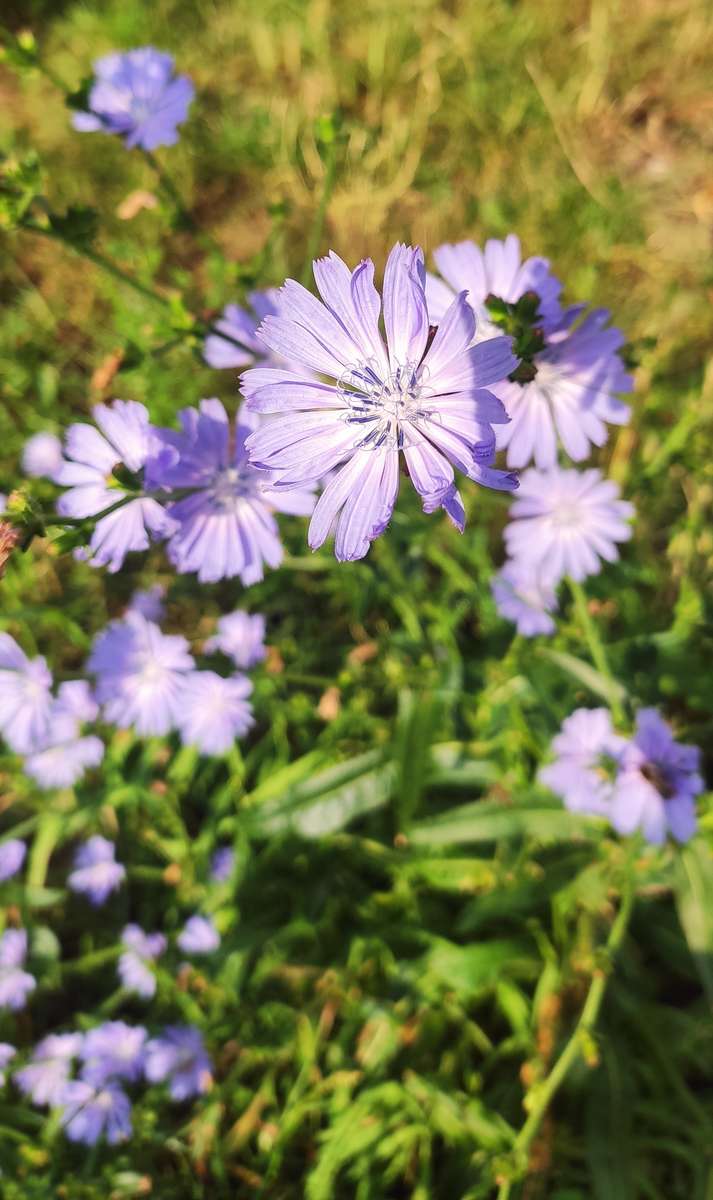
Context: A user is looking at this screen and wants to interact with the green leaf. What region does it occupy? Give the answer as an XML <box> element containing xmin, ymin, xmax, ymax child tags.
<box><xmin>410</xmin><ymin>798</ymin><xmax>594</xmax><ymax>847</ymax></box>
<box><xmin>245</xmin><ymin>750</ymin><xmax>395</xmax><ymax>837</ymax></box>
<box><xmin>674</xmin><ymin>839</ymin><xmax>713</xmax><ymax>1004</ymax></box>
<box><xmin>48</xmin><ymin>205</ymin><xmax>99</xmax><ymax>250</ymax></box>
<box><xmin>539</xmin><ymin>648</ymin><xmax>628</xmax><ymax>706</ymax></box>
<box><xmin>421</xmin><ymin>937</ymin><xmax>537</xmax><ymax>998</ymax></box>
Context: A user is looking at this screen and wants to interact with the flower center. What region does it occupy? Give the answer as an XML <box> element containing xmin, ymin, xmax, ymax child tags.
<box><xmin>641</xmin><ymin>762</ymin><xmax>674</xmax><ymax>800</ymax></box>
<box><xmin>339</xmin><ymin>361</ymin><xmax>433</xmax><ymax>450</ymax></box>
<box><xmin>209</xmin><ymin>467</ymin><xmax>254</xmax><ymax>510</ymax></box>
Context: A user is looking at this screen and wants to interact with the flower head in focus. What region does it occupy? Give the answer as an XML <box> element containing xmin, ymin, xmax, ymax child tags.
<box><xmin>177</xmin><ymin>915</ymin><xmax>220</xmax><ymax>955</ymax></box>
<box><xmin>0</xmin><ymin>634</ymin><xmax>53</xmax><ymax>754</ymax></box>
<box><xmin>147</xmin><ymin>399</ymin><xmax>315</xmax><ymax>583</ymax></box>
<box><xmin>425</xmin><ymin>234</ymin><xmax>563</xmax><ymax>339</ymax></box>
<box><xmin>610</xmin><ymin>709</ymin><xmax>703</xmax><ymax>845</ymax></box>
<box><xmin>21</xmin><ymin>432</ymin><xmax>64</xmax><ymax>480</ymax></box>
<box><xmin>204</xmin><ymin>610</ymin><xmax>266</xmax><ymax>669</ymax></box>
<box><xmin>144</xmin><ymin>1026</ymin><xmax>212</xmax><ymax>1101</ymax></box>
<box><xmin>177</xmin><ymin>671</ymin><xmax>253</xmax><ymax>754</ymax></box>
<box><xmin>118</xmin><ymin>925</ymin><xmax>167</xmax><ymax>1000</ymax></box>
<box><xmin>58</xmin><ymin>1080</ymin><xmax>132</xmax><ymax>1145</ymax></box>
<box><xmin>88</xmin><ymin>613</ymin><xmax>194</xmax><ymax>737</ymax></box>
<box><xmin>71</xmin><ymin>48</ymin><xmax>193</xmax><ymax>150</ymax></box>
<box><xmin>14</xmin><ymin>1033</ymin><xmax>83</xmax><ymax>1106</ymax></box>
<box><xmin>68</xmin><ymin>836</ymin><xmax>125</xmax><ymax>906</ymax></box>
<box><xmin>80</xmin><ymin>1022</ymin><xmax>147</xmax><ymax>1087</ymax></box>
<box><xmin>23</xmin><ymin>680</ymin><xmax>104</xmax><ymax>790</ymax></box>
<box><xmin>55</xmin><ymin>400</ymin><xmax>175</xmax><ymax>573</ymax></box>
<box><xmin>0</xmin><ymin>839</ymin><xmax>26</xmax><ymax>883</ymax></box>
<box><xmin>504</xmin><ymin>466</ymin><xmax>634</xmax><ymax>586</ymax></box>
<box><xmin>0</xmin><ymin>929</ymin><xmax>35</xmax><ymax>1011</ymax></box>
<box><xmin>240</xmin><ymin>245</ymin><xmax>519</xmax><ymax>561</ymax></box>
<box><xmin>491</xmin><ymin>560</ymin><xmax>558</xmax><ymax>637</ymax></box>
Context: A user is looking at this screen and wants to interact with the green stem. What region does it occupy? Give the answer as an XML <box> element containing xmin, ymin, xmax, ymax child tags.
<box><xmin>300</xmin><ymin>135</ymin><xmax>338</xmax><ymax>286</ymax></box>
<box><xmin>497</xmin><ymin>875</ymin><xmax>635</xmax><ymax>1196</ymax></box>
<box><xmin>568</xmin><ymin>577</ymin><xmax>625</xmax><ymax>724</ymax></box>
<box><xmin>142</xmin><ymin>148</ymin><xmax>220</xmax><ymax>253</ymax></box>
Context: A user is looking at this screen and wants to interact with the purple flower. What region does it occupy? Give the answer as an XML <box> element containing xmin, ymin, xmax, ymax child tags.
<box><xmin>14</xmin><ymin>1033</ymin><xmax>83</xmax><ymax>1105</ymax></box>
<box><xmin>55</xmin><ymin>401</ymin><xmax>175</xmax><ymax>573</ymax></box>
<box><xmin>504</xmin><ymin>467</ymin><xmax>634</xmax><ymax>586</ymax></box>
<box><xmin>88</xmin><ymin>613</ymin><xmax>194</xmax><ymax>736</ymax></box>
<box><xmin>540</xmin><ymin>707</ymin><xmax>628</xmax><ymax>816</ymax></box>
<box><xmin>177</xmin><ymin>914</ymin><xmax>220</xmax><ymax>955</ymax></box>
<box><xmin>204</xmin><ymin>610</ymin><xmax>266</xmax><ymax>669</ymax></box>
<box><xmin>491</xmin><ymin>560</ymin><xmax>558</xmax><ymax>637</ymax></box>
<box><xmin>240</xmin><ymin>245</ymin><xmax>518</xmax><ymax>561</ymax></box>
<box><xmin>0</xmin><ymin>840</ymin><xmax>26</xmax><ymax>882</ymax></box>
<box><xmin>0</xmin><ymin>634</ymin><xmax>53</xmax><ymax>754</ymax></box>
<box><xmin>147</xmin><ymin>399</ymin><xmax>315</xmax><ymax>584</ymax></box>
<box><xmin>80</xmin><ymin>1021</ymin><xmax>147</xmax><ymax>1087</ymax></box>
<box><xmin>118</xmin><ymin>924</ymin><xmax>166</xmax><ymax>1000</ymax></box>
<box><xmin>68</xmin><ymin>836</ymin><xmax>125</xmax><ymax>906</ymax></box>
<box><xmin>0</xmin><ymin>929</ymin><xmax>35</xmax><ymax>1011</ymax></box>
<box><xmin>204</xmin><ymin>290</ymin><xmax>289</xmax><ymax>370</ymax></box>
<box><xmin>58</xmin><ymin>1080</ymin><xmax>132</xmax><ymax>1145</ymax></box>
<box><xmin>210</xmin><ymin>847</ymin><xmax>235</xmax><ymax>882</ymax></box>
<box><xmin>127</xmin><ymin>584</ymin><xmax>166</xmax><ymax>623</ymax></box>
<box><xmin>21</xmin><ymin>432</ymin><xmax>64</xmax><ymax>480</ymax></box>
<box><xmin>426</xmin><ymin>234</ymin><xmax>563</xmax><ymax>337</ymax></box>
<box><xmin>71</xmin><ymin>48</ymin><xmax>193</xmax><ymax>151</ymax></box>
<box><xmin>144</xmin><ymin>1026</ymin><xmax>212</xmax><ymax>1101</ymax></box>
<box><xmin>23</xmin><ymin>681</ymin><xmax>103</xmax><ymax>790</ymax></box>
<box><xmin>0</xmin><ymin>1043</ymin><xmax>15</xmax><ymax>1086</ymax></box>
<box><xmin>494</xmin><ymin>308</ymin><xmax>632</xmax><ymax>469</ymax></box>
<box><xmin>610</xmin><ymin>709</ymin><xmax>703</xmax><ymax>845</ymax></box>
<box><xmin>177</xmin><ymin>671</ymin><xmax>253</xmax><ymax>755</ymax></box>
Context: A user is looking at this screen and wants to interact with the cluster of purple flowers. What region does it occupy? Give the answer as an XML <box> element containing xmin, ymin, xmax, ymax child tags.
<box><xmin>0</xmin><ymin>593</ymin><xmax>266</xmax><ymax>775</ymax></box>
<box><xmin>10</xmin><ymin>1020</ymin><xmax>211</xmax><ymax>1145</ymax></box>
<box><xmin>0</xmin><ymin>634</ymin><xmax>103</xmax><ymax>788</ymax></box>
<box><xmin>541</xmin><ymin>707</ymin><xmax>704</xmax><ymax>845</ymax></box>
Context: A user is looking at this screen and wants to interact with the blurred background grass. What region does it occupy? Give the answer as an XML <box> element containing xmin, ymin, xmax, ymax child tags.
<box><xmin>1</xmin><ymin>0</ymin><xmax>713</xmax><ymax>1196</ymax></box>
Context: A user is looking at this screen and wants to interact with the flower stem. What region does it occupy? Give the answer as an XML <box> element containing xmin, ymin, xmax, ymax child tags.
<box><xmin>568</xmin><ymin>577</ymin><xmax>625</xmax><ymax>724</ymax></box>
<box><xmin>497</xmin><ymin>873</ymin><xmax>635</xmax><ymax>1196</ymax></box>
<box><xmin>142</xmin><ymin>149</ymin><xmax>221</xmax><ymax>254</ymax></box>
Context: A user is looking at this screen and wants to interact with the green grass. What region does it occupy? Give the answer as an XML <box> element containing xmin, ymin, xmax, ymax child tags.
<box><xmin>0</xmin><ymin>0</ymin><xmax>712</xmax><ymax>1195</ymax></box>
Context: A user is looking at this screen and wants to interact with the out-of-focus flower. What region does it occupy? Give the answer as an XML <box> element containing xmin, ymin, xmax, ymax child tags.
<box><xmin>127</xmin><ymin>584</ymin><xmax>166</xmax><ymax>623</ymax></box>
<box><xmin>539</xmin><ymin>707</ymin><xmax>628</xmax><ymax>816</ymax></box>
<box><xmin>71</xmin><ymin>48</ymin><xmax>193</xmax><ymax>150</ymax></box>
<box><xmin>210</xmin><ymin>847</ymin><xmax>235</xmax><ymax>882</ymax></box>
<box><xmin>426</xmin><ymin>234</ymin><xmax>562</xmax><ymax>338</ymax></box>
<box><xmin>80</xmin><ymin>1022</ymin><xmax>147</xmax><ymax>1087</ymax></box>
<box><xmin>204</xmin><ymin>290</ymin><xmax>287</xmax><ymax>370</ymax></box>
<box><xmin>147</xmin><ymin>400</ymin><xmax>315</xmax><ymax>584</ymax></box>
<box><xmin>143</xmin><ymin>1026</ymin><xmax>212</xmax><ymax>1101</ymax></box>
<box><xmin>0</xmin><ymin>1043</ymin><xmax>15</xmax><ymax>1086</ymax></box>
<box><xmin>0</xmin><ymin>840</ymin><xmax>26</xmax><ymax>882</ymax></box>
<box><xmin>88</xmin><ymin>613</ymin><xmax>194</xmax><ymax>737</ymax></box>
<box><xmin>55</xmin><ymin>401</ymin><xmax>175</xmax><ymax>573</ymax></box>
<box><xmin>493</xmin><ymin>308</ymin><xmax>632</xmax><ymax>469</ymax></box>
<box><xmin>68</xmin><ymin>836</ymin><xmax>125</xmax><ymax>906</ymax></box>
<box><xmin>504</xmin><ymin>466</ymin><xmax>634</xmax><ymax>586</ymax></box>
<box><xmin>58</xmin><ymin>1079</ymin><xmax>132</xmax><ymax>1145</ymax></box>
<box><xmin>118</xmin><ymin>924</ymin><xmax>166</xmax><ymax>1000</ymax></box>
<box><xmin>177</xmin><ymin>915</ymin><xmax>220</xmax><ymax>955</ymax></box>
<box><xmin>0</xmin><ymin>929</ymin><xmax>35</xmax><ymax>1011</ymax></box>
<box><xmin>0</xmin><ymin>634</ymin><xmax>53</xmax><ymax>754</ymax></box>
<box><xmin>204</xmin><ymin>610</ymin><xmax>266</xmax><ymax>669</ymax></box>
<box><xmin>176</xmin><ymin>671</ymin><xmax>253</xmax><ymax>754</ymax></box>
<box><xmin>491</xmin><ymin>560</ymin><xmax>558</xmax><ymax>637</ymax></box>
<box><xmin>23</xmin><ymin>680</ymin><xmax>104</xmax><ymax>790</ymax></box>
<box><xmin>241</xmin><ymin>245</ymin><xmax>518</xmax><ymax>561</ymax></box>
<box><xmin>21</xmin><ymin>432</ymin><xmax>64</xmax><ymax>480</ymax></box>
<box><xmin>610</xmin><ymin>709</ymin><xmax>703</xmax><ymax>845</ymax></box>
<box><xmin>14</xmin><ymin>1033</ymin><xmax>84</xmax><ymax>1106</ymax></box>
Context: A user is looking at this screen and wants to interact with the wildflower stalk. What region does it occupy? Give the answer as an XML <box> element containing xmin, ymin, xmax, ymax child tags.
<box><xmin>496</xmin><ymin>869</ymin><xmax>636</xmax><ymax>1198</ymax></box>
<box><xmin>568</xmin><ymin>578</ymin><xmax>625</xmax><ymax>724</ymax></box>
